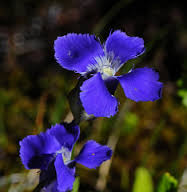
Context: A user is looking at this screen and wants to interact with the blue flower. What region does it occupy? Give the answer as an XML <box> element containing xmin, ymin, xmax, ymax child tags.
<box><xmin>19</xmin><ymin>123</ymin><xmax>112</xmax><ymax>192</ymax></box>
<box><xmin>54</xmin><ymin>30</ymin><xmax>163</xmax><ymax>118</ymax></box>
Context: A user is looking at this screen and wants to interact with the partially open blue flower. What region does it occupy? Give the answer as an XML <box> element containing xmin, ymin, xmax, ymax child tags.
<box><xmin>54</xmin><ymin>30</ymin><xmax>163</xmax><ymax>118</ymax></box>
<box><xmin>19</xmin><ymin>123</ymin><xmax>112</xmax><ymax>192</ymax></box>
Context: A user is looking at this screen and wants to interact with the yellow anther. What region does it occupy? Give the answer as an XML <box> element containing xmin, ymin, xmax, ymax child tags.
<box><xmin>103</xmin><ymin>67</ymin><xmax>114</xmax><ymax>76</ymax></box>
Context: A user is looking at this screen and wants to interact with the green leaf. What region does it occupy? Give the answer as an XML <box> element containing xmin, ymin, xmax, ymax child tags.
<box><xmin>121</xmin><ymin>62</ymin><xmax>134</xmax><ymax>73</ymax></box>
<box><xmin>156</xmin><ymin>172</ymin><xmax>178</xmax><ymax>192</ymax></box>
<box><xmin>132</xmin><ymin>167</ymin><xmax>154</xmax><ymax>192</ymax></box>
<box><xmin>72</xmin><ymin>177</ymin><xmax>80</xmax><ymax>192</ymax></box>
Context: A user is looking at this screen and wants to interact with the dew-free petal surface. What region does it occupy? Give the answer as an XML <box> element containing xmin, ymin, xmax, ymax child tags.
<box><xmin>117</xmin><ymin>67</ymin><xmax>163</xmax><ymax>102</ymax></box>
<box><xmin>19</xmin><ymin>132</ymin><xmax>61</xmax><ymax>170</ymax></box>
<box><xmin>105</xmin><ymin>30</ymin><xmax>145</xmax><ymax>70</ymax></box>
<box><xmin>55</xmin><ymin>154</ymin><xmax>75</xmax><ymax>192</ymax></box>
<box><xmin>49</xmin><ymin>123</ymin><xmax>80</xmax><ymax>151</ymax></box>
<box><xmin>54</xmin><ymin>33</ymin><xmax>104</xmax><ymax>73</ymax></box>
<box><xmin>75</xmin><ymin>140</ymin><xmax>112</xmax><ymax>169</ymax></box>
<box><xmin>80</xmin><ymin>73</ymin><xmax>118</xmax><ymax>117</ymax></box>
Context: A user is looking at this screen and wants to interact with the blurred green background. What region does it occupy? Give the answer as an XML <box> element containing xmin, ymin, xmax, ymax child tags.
<box><xmin>0</xmin><ymin>0</ymin><xmax>186</xmax><ymax>191</ymax></box>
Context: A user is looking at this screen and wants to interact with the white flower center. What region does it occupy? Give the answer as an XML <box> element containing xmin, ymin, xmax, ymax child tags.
<box><xmin>103</xmin><ymin>67</ymin><xmax>114</xmax><ymax>77</ymax></box>
<box><xmin>57</xmin><ymin>147</ymin><xmax>71</xmax><ymax>164</ymax></box>
<box><xmin>86</xmin><ymin>55</ymin><xmax>116</xmax><ymax>79</ymax></box>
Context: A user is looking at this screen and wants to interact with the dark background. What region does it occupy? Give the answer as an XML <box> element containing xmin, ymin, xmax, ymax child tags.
<box><xmin>0</xmin><ymin>0</ymin><xmax>186</xmax><ymax>191</ymax></box>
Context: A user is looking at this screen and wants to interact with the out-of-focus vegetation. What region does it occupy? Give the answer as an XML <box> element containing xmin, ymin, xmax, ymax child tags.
<box><xmin>132</xmin><ymin>167</ymin><xmax>154</xmax><ymax>192</ymax></box>
<box><xmin>156</xmin><ymin>172</ymin><xmax>178</xmax><ymax>192</ymax></box>
<box><xmin>0</xmin><ymin>0</ymin><xmax>187</xmax><ymax>191</ymax></box>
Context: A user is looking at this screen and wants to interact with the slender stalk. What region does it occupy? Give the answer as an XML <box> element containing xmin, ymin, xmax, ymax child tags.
<box><xmin>96</xmin><ymin>101</ymin><xmax>132</xmax><ymax>191</ymax></box>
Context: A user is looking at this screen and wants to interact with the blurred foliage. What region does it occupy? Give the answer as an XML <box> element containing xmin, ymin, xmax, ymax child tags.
<box><xmin>72</xmin><ymin>177</ymin><xmax>80</xmax><ymax>192</ymax></box>
<box><xmin>132</xmin><ymin>167</ymin><xmax>154</xmax><ymax>192</ymax></box>
<box><xmin>178</xmin><ymin>90</ymin><xmax>187</xmax><ymax>107</ymax></box>
<box><xmin>156</xmin><ymin>172</ymin><xmax>178</xmax><ymax>192</ymax></box>
<box><xmin>178</xmin><ymin>169</ymin><xmax>187</xmax><ymax>192</ymax></box>
<box><xmin>0</xmin><ymin>0</ymin><xmax>187</xmax><ymax>191</ymax></box>
<box><xmin>121</xmin><ymin>111</ymin><xmax>139</xmax><ymax>135</ymax></box>
<box><xmin>177</xmin><ymin>79</ymin><xmax>187</xmax><ymax>107</ymax></box>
